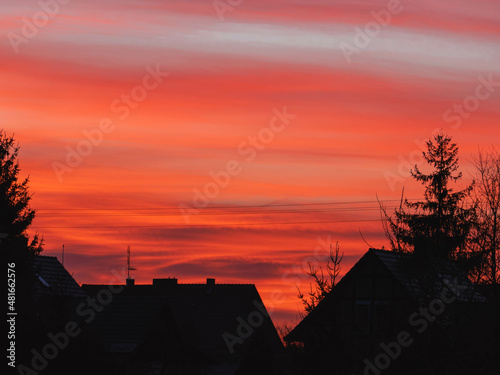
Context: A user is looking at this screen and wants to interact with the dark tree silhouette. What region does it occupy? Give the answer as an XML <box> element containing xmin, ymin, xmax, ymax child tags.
<box><xmin>471</xmin><ymin>147</ymin><xmax>500</xmax><ymax>285</ymax></box>
<box><xmin>381</xmin><ymin>133</ymin><xmax>476</xmax><ymax>261</ymax></box>
<box><xmin>0</xmin><ymin>130</ymin><xmax>43</xmax><ymax>254</ymax></box>
<box><xmin>297</xmin><ymin>243</ymin><xmax>343</xmax><ymax>314</ymax></box>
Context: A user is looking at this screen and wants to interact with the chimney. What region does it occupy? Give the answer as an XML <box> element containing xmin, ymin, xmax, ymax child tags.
<box><xmin>206</xmin><ymin>278</ymin><xmax>215</xmax><ymax>285</ymax></box>
<box><xmin>153</xmin><ymin>278</ymin><xmax>178</xmax><ymax>288</ymax></box>
<box><xmin>126</xmin><ymin>278</ymin><xmax>135</xmax><ymax>287</ymax></box>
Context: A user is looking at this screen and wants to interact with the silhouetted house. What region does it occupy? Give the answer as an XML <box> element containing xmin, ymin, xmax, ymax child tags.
<box><xmin>82</xmin><ymin>278</ymin><xmax>291</xmax><ymax>375</ymax></box>
<box><xmin>2</xmin><ymin>236</ymin><xmax>85</xmax><ymax>299</ymax></box>
<box><xmin>3</xmin><ymin>241</ymin><xmax>96</xmax><ymax>373</ymax></box>
<box><xmin>286</xmin><ymin>248</ymin><xmax>495</xmax><ymax>375</ymax></box>
<box><xmin>32</xmin><ymin>255</ymin><xmax>87</xmax><ymax>299</ymax></box>
<box><xmin>28</xmin><ymin>255</ymin><xmax>88</xmax><ymax>341</ymax></box>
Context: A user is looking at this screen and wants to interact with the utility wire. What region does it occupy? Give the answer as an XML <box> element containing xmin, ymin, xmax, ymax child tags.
<box><xmin>35</xmin><ymin>198</ymin><xmax>418</xmax><ymax>211</ymax></box>
<box><xmin>30</xmin><ymin>198</ymin><xmax>479</xmax><ymax>229</ymax></box>
<box><xmin>31</xmin><ymin>218</ymin><xmax>379</xmax><ymax>229</ymax></box>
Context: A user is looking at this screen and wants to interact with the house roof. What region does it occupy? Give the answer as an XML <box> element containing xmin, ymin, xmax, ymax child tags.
<box><xmin>87</xmin><ymin>296</ymin><xmax>168</xmax><ymax>353</ymax></box>
<box><xmin>31</xmin><ymin>255</ymin><xmax>87</xmax><ymax>298</ymax></box>
<box><xmin>82</xmin><ymin>281</ymin><xmax>279</xmax><ymax>357</ymax></box>
<box><xmin>371</xmin><ymin>249</ymin><xmax>486</xmax><ymax>304</ymax></box>
<box><xmin>286</xmin><ymin>248</ymin><xmax>487</xmax><ymax>342</ymax></box>
<box><xmin>163</xmin><ymin>284</ymin><xmax>263</xmax><ymax>350</ymax></box>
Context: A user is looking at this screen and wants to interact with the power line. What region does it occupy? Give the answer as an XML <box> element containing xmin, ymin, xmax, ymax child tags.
<box><xmin>35</xmin><ymin>206</ymin><xmax>402</xmax><ymax>217</ymax></box>
<box><xmin>29</xmin><ymin>197</ymin><xmax>480</xmax><ymax>229</ymax></box>
<box><xmin>35</xmin><ymin>198</ymin><xmax>417</xmax><ymax>212</ymax></box>
<box><xmin>31</xmin><ymin>218</ymin><xmax>380</xmax><ymax>229</ymax></box>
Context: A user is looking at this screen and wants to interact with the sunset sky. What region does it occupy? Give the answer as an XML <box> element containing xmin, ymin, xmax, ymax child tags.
<box><xmin>3</xmin><ymin>0</ymin><xmax>500</xmax><ymax>325</ymax></box>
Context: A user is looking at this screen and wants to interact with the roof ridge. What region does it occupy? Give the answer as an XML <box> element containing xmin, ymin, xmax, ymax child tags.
<box><xmin>370</xmin><ymin>248</ymin><xmax>409</xmax><ymax>254</ymax></box>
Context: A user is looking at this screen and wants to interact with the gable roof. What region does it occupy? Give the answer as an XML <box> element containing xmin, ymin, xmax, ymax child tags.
<box><xmin>87</xmin><ymin>296</ymin><xmax>168</xmax><ymax>353</ymax></box>
<box><xmin>371</xmin><ymin>249</ymin><xmax>486</xmax><ymax>304</ymax></box>
<box><xmin>31</xmin><ymin>255</ymin><xmax>87</xmax><ymax>298</ymax></box>
<box><xmin>81</xmin><ymin>281</ymin><xmax>280</xmax><ymax>358</ymax></box>
<box><xmin>162</xmin><ymin>284</ymin><xmax>263</xmax><ymax>350</ymax></box>
<box><xmin>286</xmin><ymin>248</ymin><xmax>487</xmax><ymax>342</ymax></box>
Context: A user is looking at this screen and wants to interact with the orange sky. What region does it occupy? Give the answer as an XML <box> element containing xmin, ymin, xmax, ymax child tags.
<box><xmin>3</xmin><ymin>0</ymin><xmax>500</xmax><ymax>326</ymax></box>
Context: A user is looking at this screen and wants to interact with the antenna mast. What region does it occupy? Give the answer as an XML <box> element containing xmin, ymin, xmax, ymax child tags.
<box><xmin>127</xmin><ymin>245</ymin><xmax>137</xmax><ymax>280</ymax></box>
<box><xmin>62</xmin><ymin>244</ymin><xmax>65</xmax><ymax>266</ymax></box>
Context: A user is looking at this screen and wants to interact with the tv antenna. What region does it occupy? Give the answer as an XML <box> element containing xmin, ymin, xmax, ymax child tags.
<box><xmin>127</xmin><ymin>245</ymin><xmax>137</xmax><ymax>279</ymax></box>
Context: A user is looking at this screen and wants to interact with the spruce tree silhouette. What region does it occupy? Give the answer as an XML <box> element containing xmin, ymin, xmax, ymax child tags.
<box><xmin>382</xmin><ymin>133</ymin><xmax>476</xmax><ymax>261</ymax></box>
<box><xmin>0</xmin><ymin>130</ymin><xmax>43</xmax><ymax>257</ymax></box>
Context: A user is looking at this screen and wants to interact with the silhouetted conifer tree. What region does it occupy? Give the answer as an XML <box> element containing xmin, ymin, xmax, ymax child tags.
<box><xmin>383</xmin><ymin>133</ymin><xmax>476</xmax><ymax>261</ymax></box>
<box><xmin>0</xmin><ymin>130</ymin><xmax>43</xmax><ymax>255</ymax></box>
